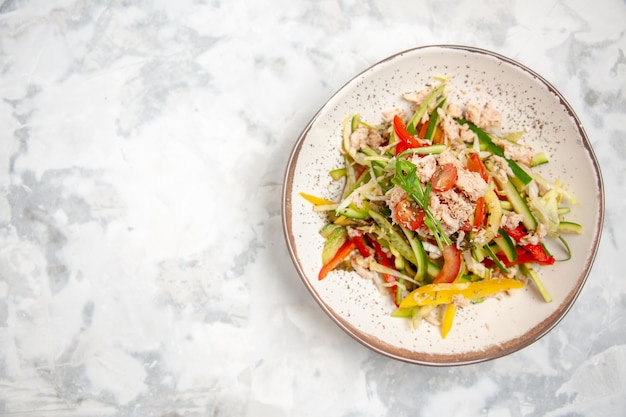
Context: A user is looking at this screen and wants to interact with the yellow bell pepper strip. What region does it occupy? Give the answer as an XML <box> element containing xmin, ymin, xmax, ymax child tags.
<box><xmin>441</xmin><ymin>303</ymin><xmax>456</xmax><ymax>339</ymax></box>
<box><xmin>300</xmin><ymin>192</ymin><xmax>336</xmax><ymax>206</ymax></box>
<box><xmin>482</xmin><ymin>186</ymin><xmax>502</xmax><ymax>243</ymax></box>
<box><xmin>398</xmin><ymin>278</ymin><xmax>524</xmax><ymax>308</ymax></box>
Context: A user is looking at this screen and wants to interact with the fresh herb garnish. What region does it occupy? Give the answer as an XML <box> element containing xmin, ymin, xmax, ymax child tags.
<box><xmin>392</xmin><ymin>158</ymin><xmax>452</xmax><ymax>250</ymax></box>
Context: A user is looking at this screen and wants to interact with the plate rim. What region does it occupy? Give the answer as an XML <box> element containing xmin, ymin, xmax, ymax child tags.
<box><xmin>281</xmin><ymin>44</ymin><xmax>605</xmax><ymax>366</ymax></box>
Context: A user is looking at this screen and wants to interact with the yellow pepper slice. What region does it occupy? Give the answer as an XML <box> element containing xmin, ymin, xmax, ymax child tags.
<box><xmin>483</xmin><ymin>186</ymin><xmax>502</xmax><ymax>243</ymax></box>
<box><xmin>399</xmin><ymin>278</ymin><xmax>524</xmax><ymax>309</ymax></box>
<box><xmin>441</xmin><ymin>304</ymin><xmax>456</xmax><ymax>339</ymax></box>
<box><xmin>299</xmin><ymin>192</ymin><xmax>336</xmax><ymax>206</ymax></box>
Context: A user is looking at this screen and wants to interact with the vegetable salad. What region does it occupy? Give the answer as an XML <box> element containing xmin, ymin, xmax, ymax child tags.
<box><xmin>301</xmin><ymin>78</ymin><xmax>582</xmax><ymax>338</ymax></box>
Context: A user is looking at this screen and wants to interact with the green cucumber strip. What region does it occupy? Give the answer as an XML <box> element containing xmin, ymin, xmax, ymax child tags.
<box><xmin>499</xmin><ymin>200</ymin><xmax>514</xmax><ymax>211</ymax></box>
<box><xmin>494</xmin><ymin>229</ymin><xmax>518</xmax><ymax>262</ymax></box>
<box><xmin>494</xmin><ymin>175</ymin><xmax>538</xmax><ymax>231</ymax></box>
<box><xmin>520</xmin><ymin>263</ymin><xmax>552</xmax><ymax>303</ymax></box>
<box><xmin>424</xmin><ymin>98</ymin><xmax>446</xmax><ymax>140</ymax></box>
<box><xmin>557</xmin><ymin>221</ymin><xmax>583</xmax><ymax>234</ymax></box>
<box><xmin>457</xmin><ymin>118</ymin><xmax>533</xmax><ymax>185</ymax></box>
<box><xmin>530</xmin><ymin>152</ymin><xmax>549</xmax><ymax>167</ymax></box>
<box><xmin>426</xmin><ymin>260</ymin><xmax>440</xmax><ymax>280</ymax></box>
<box><xmin>397</xmin><ymin>144</ymin><xmax>448</xmax><ymax>158</ymax></box>
<box><xmin>329</xmin><ymin>167</ymin><xmax>346</xmax><ymax>180</ymax></box>
<box><xmin>557</xmin><ymin>235</ymin><xmax>573</xmax><ymax>261</ymax></box>
<box><xmin>350</xmin><ymin>114</ymin><xmax>361</xmax><ymax>132</ymax></box>
<box><xmin>337</xmin><ymin>202</ymin><xmax>371</xmax><ymax>220</ymax></box>
<box><xmin>319</xmin><ymin>223</ymin><xmax>342</xmax><ymax>238</ymax></box>
<box><xmin>321</xmin><ymin>226</ymin><xmax>348</xmax><ymax>264</ymax></box>
<box><xmin>369</xmin><ymin>210</ymin><xmax>417</xmax><ymax>265</ymax></box>
<box><xmin>407</xmin><ymin>83</ymin><xmax>446</xmax><ymax>135</ymax></box>
<box><xmin>391</xmin><ymin>306</ymin><xmax>415</xmax><ymax>318</ymax></box>
<box><xmin>483</xmin><ymin>244</ymin><xmax>509</xmax><ymax>274</ymax></box>
<box><xmin>403</xmin><ymin>228</ymin><xmax>427</xmax><ymax>283</ymax></box>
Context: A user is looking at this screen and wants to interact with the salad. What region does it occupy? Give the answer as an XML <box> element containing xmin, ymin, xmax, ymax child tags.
<box><xmin>301</xmin><ymin>78</ymin><xmax>582</xmax><ymax>338</ymax></box>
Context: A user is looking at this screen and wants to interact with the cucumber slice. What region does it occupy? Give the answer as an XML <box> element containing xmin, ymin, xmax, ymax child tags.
<box><xmin>319</xmin><ymin>223</ymin><xmax>342</xmax><ymax>238</ymax></box>
<box><xmin>321</xmin><ymin>226</ymin><xmax>348</xmax><ymax>264</ymax></box>
<box><xmin>530</xmin><ymin>152</ymin><xmax>549</xmax><ymax>167</ymax></box>
<box><xmin>494</xmin><ymin>175</ymin><xmax>538</xmax><ymax>232</ymax></box>
<box><xmin>494</xmin><ymin>229</ymin><xmax>517</xmax><ymax>262</ymax></box>
<box><xmin>369</xmin><ymin>210</ymin><xmax>417</xmax><ymax>265</ymax></box>
<box><xmin>557</xmin><ymin>221</ymin><xmax>583</xmax><ymax>234</ymax></box>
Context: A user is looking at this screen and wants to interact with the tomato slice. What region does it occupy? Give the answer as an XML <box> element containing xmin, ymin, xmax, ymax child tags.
<box><xmin>466</xmin><ymin>153</ymin><xmax>489</xmax><ymax>182</ymax></box>
<box><xmin>393</xmin><ymin>199</ymin><xmax>425</xmax><ymax>231</ymax></box>
<box><xmin>431</xmin><ymin>163</ymin><xmax>458</xmax><ymax>192</ymax></box>
<box><xmin>473</xmin><ymin>196</ymin><xmax>487</xmax><ymax>228</ymax></box>
<box><xmin>433</xmin><ymin>244</ymin><xmax>462</xmax><ymax>284</ymax></box>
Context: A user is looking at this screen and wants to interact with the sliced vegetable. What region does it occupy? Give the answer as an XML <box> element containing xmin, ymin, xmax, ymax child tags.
<box><xmin>473</xmin><ymin>196</ymin><xmax>487</xmax><ymax>228</ymax></box>
<box><xmin>399</xmin><ymin>278</ymin><xmax>525</xmax><ymax>308</ymax></box>
<box><xmin>433</xmin><ymin>244</ymin><xmax>462</xmax><ymax>284</ymax></box>
<box><xmin>393</xmin><ymin>115</ymin><xmax>425</xmax><ymax>155</ymax></box>
<box><xmin>393</xmin><ymin>199</ymin><xmax>426</xmax><ymax>231</ymax></box>
<box><xmin>457</xmin><ymin>118</ymin><xmax>533</xmax><ymax>185</ymax></box>
<box><xmin>441</xmin><ymin>303</ymin><xmax>456</xmax><ymax>339</ymax></box>
<box><xmin>425</xmin><ymin>99</ymin><xmax>446</xmax><ymax>140</ymax></box>
<box><xmin>321</xmin><ymin>226</ymin><xmax>348</xmax><ymax>265</ymax></box>
<box><xmin>300</xmin><ymin>192</ymin><xmax>336</xmax><ymax>206</ymax></box>
<box><xmin>407</xmin><ymin>83</ymin><xmax>446</xmax><ymax>134</ymax></box>
<box><xmin>493</xmin><ymin>174</ymin><xmax>538</xmax><ymax>231</ymax></box>
<box><xmin>520</xmin><ymin>263</ymin><xmax>552</xmax><ymax>302</ymax></box>
<box><xmin>431</xmin><ymin>163</ymin><xmax>458</xmax><ymax>192</ymax></box>
<box><xmin>466</xmin><ymin>152</ymin><xmax>489</xmax><ymax>183</ymax></box>
<box><xmin>318</xmin><ymin>239</ymin><xmax>355</xmax><ymax>280</ymax></box>
<box><xmin>493</xmin><ymin>229</ymin><xmax>517</xmax><ymax>263</ymax></box>
<box><xmin>557</xmin><ymin>221</ymin><xmax>583</xmax><ymax>234</ymax></box>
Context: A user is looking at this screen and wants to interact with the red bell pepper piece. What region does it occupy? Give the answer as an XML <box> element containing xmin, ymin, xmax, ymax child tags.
<box><xmin>523</xmin><ymin>243</ymin><xmax>555</xmax><ymax>265</ymax></box>
<box><xmin>466</xmin><ymin>153</ymin><xmax>489</xmax><ymax>183</ymax></box>
<box><xmin>318</xmin><ymin>240</ymin><xmax>356</xmax><ymax>280</ymax></box>
<box><xmin>393</xmin><ymin>115</ymin><xmax>427</xmax><ymax>155</ymax></box>
<box><xmin>491</xmin><ymin>246</ymin><xmax>555</xmax><ymax>267</ymax></box>
<box><xmin>473</xmin><ymin>196</ymin><xmax>487</xmax><ymax>229</ymax></box>
<box><xmin>351</xmin><ymin>234</ymin><xmax>371</xmax><ymax>257</ymax></box>
<box><xmin>505</xmin><ymin>224</ymin><xmax>528</xmax><ymax>241</ymax></box>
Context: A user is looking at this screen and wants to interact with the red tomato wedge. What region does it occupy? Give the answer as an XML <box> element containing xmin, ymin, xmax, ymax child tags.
<box><xmin>393</xmin><ymin>199</ymin><xmax>425</xmax><ymax>231</ymax></box>
<box><xmin>431</xmin><ymin>163</ymin><xmax>458</xmax><ymax>192</ymax></box>
<box><xmin>433</xmin><ymin>244</ymin><xmax>462</xmax><ymax>284</ymax></box>
<box><xmin>466</xmin><ymin>153</ymin><xmax>489</xmax><ymax>182</ymax></box>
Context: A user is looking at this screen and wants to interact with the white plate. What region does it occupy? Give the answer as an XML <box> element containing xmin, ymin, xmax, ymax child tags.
<box><xmin>282</xmin><ymin>45</ymin><xmax>604</xmax><ymax>366</ymax></box>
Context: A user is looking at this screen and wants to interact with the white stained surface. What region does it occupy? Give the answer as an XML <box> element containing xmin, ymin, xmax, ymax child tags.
<box><xmin>0</xmin><ymin>1</ymin><xmax>624</xmax><ymax>417</ymax></box>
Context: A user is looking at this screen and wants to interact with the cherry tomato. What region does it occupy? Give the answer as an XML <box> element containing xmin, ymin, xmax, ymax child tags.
<box><xmin>433</xmin><ymin>244</ymin><xmax>462</xmax><ymax>284</ymax></box>
<box><xmin>393</xmin><ymin>199</ymin><xmax>425</xmax><ymax>231</ymax></box>
<box><xmin>431</xmin><ymin>163</ymin><xmax>458</xmax><ymax>192</ymax></box>
<box><xmin>466</xmin><ymin>153</ymin><xmax>489</xmax><ymax>182</ymax></box>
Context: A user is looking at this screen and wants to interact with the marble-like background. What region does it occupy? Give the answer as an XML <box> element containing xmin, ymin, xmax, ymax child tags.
<box><xmin>0</xmin><ymin>0</ymin><xmax>624</xmax><ymax>416</ymax></box>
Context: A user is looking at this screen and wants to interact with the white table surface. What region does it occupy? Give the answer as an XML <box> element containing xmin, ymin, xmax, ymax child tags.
<box><xmin>0</xmin><ymin>1</ymin><xmax>624</xmax><ymax>416</ymax></box>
